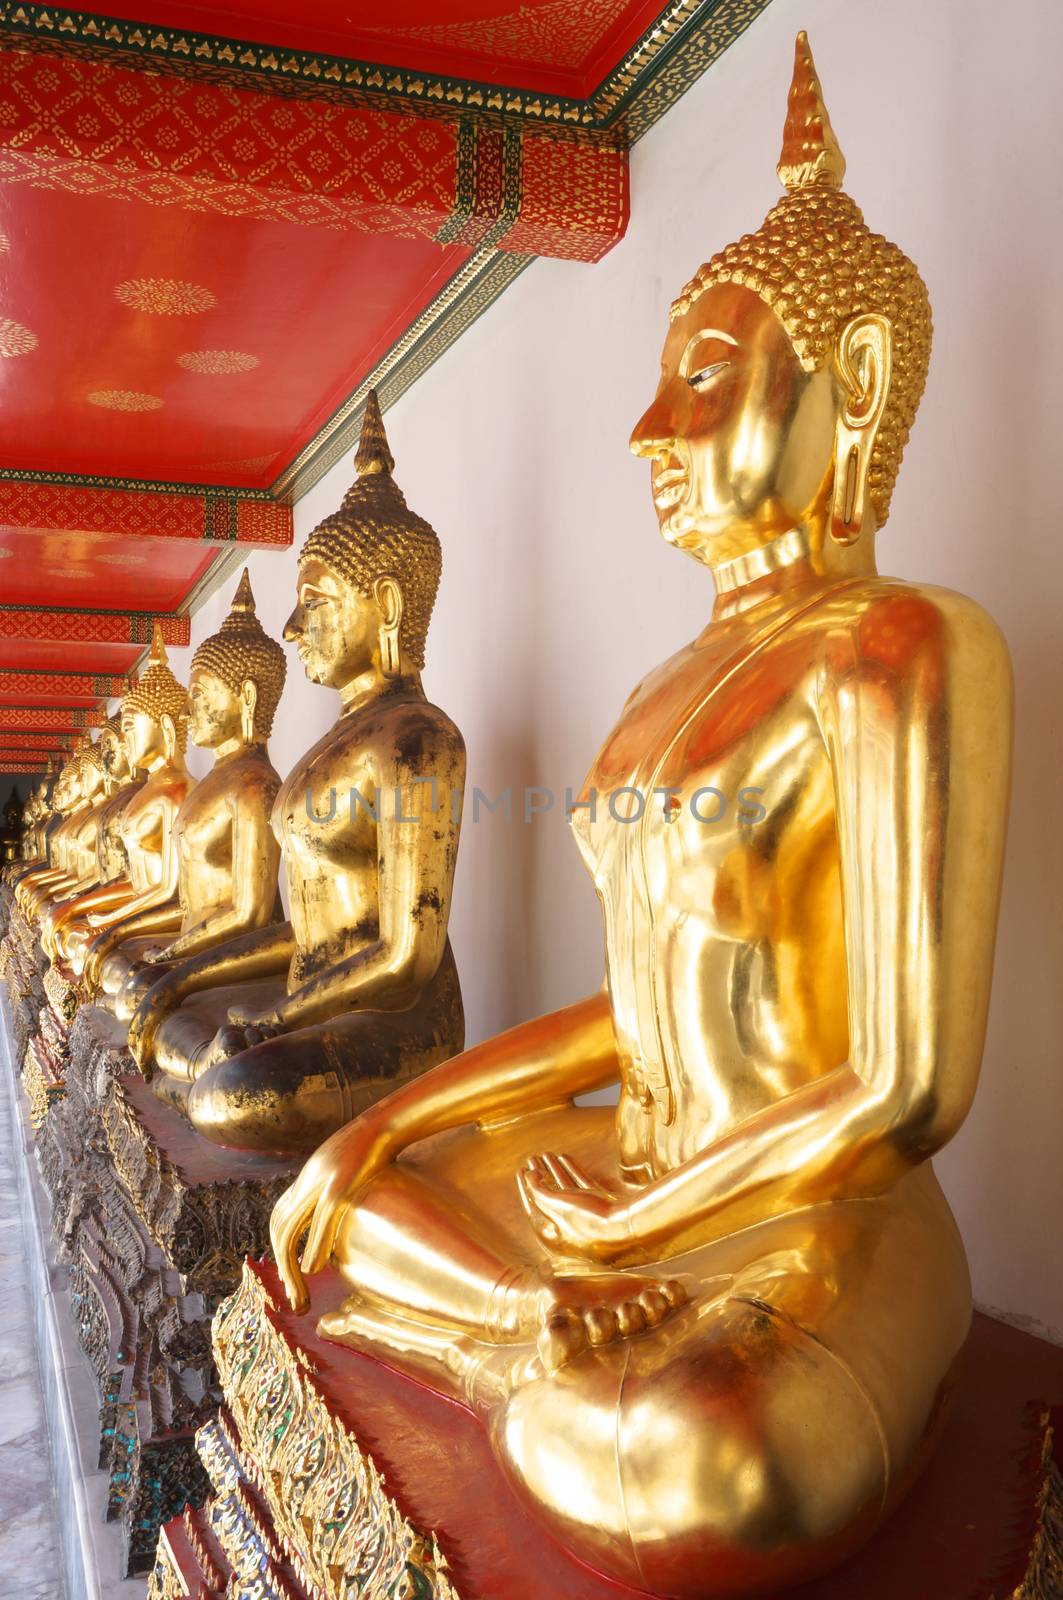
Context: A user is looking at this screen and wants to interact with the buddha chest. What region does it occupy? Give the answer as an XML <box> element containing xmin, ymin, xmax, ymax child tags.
<box><xmin>572</xmin><ymin>596</ymin><xmax>851</xmax><ymax>1177</ymax></box>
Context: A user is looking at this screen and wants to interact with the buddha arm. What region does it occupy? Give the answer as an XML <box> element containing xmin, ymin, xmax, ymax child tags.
<box><xmin>86</xmin><ymin>808</ymin><xmax>182</xmax><ymax>931</ymax></box>
<box><xmin>58</xmin><ymin>870</ymin><xmax>100</xmax><ymax>900</ymax></box>
<box><xmin>127</xmin><ymin>920</ymin><xmax>297</xmax><ymax>1070</ymax></box>
<box><xmin>86</xmin><ymin>902</ymin><xmax>184</xmax><ymax>943</ymax></box>
<box><xmin>22</xmin><ymin>867</ymin><xmax>64</xmax><ymax>892</ymax></box>
<box><xmin>524</xmin><ymin>596</ymin><xmax>1014</xmax><ymax>1261</ymax></box>
<box><xmin>258</xmin><ymin>731</ymin><xmax>464</xmax><ymax>1033</ymax></box>
<box><xmin>158</xmin><ymin>792</ymin><xmax>280</xmax><ymax>961</ymax></box>
<box><xmin>272</xmin><ymin>991</ymin><xmax>620</xmax><ymax>1307</ymax></box>
<box><xmin>146</xmin><ymin>921</ymin><xmax>296</xmax><ymax>1003</ymax></box>
<box><xmin>57</xmin><ymin>879</ymin><xmax>134</xmax><ymax>919</ymax></box>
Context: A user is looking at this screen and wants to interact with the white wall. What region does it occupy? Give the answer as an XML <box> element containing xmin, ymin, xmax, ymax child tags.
<box><xmin>172</xmin><ymin>0</ymin><xmax>1063</xmax><ymax>1339</ymax></box>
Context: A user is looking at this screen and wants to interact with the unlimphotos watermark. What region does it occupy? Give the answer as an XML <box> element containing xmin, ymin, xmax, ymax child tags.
<box><xmin>304</xmin><ymin>781</ymin><xmax>767</xmax><ymax>827</ymax></box>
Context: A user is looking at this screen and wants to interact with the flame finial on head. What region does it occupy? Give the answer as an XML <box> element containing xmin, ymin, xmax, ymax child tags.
<box><xmin>355</xmin><ymin>389</ymin><xmax>395</xmax><ymax>479</ymax></box>
<box><xmin>147</xmin><ymin>620</ymin><xmax>168</xmax><ymax>669</ymax></box>
<box><xmin>777</xmin><ymin>31</ymin><xmax>846</xmax><ymax>192</ymax></box>
<box><xmin>229</xmin><ymin>566</ymin><xmax>256</xmax><ymax>615</ymax></box>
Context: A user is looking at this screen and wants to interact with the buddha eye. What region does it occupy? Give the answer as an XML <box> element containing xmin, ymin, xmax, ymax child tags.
<box><xmin>687</xmin><ymin>361</ymin><xmax>729</xmax><ymax>389</ymax></box>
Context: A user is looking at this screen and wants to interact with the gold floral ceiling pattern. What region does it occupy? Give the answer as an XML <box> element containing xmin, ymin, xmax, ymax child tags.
<box><xmin>0</xmin><ymin>319</ymin><xmax>38</xmax><ymax>357</ymax></box>
<box><xmin>114</xmin><ymin>277</ymin><xmax>219</xmax><ymax>315</ymax></box>
<box><xmin>177</xmin><ymin>350</ymin><xmax>260</xmax><ymax>374</ymax></box>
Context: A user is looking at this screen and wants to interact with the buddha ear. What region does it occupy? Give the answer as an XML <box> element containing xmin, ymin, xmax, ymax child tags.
<box><xmin>240</xmin><ymin>678</ymin><xmax>258</xmax><ymax>745</ymax></box>
<box><xmin>160</xmin><ymin>713</ymin><xmax>176</xmax><ymax>763</ymax></box>
<box><xmin>830</xmin><ymin>312</ymin><xmax>892</xmax><ymax>544</ymax></box>
<box><xmin>374</xmin><ymin>575</ymin><xmax>404</xmax><ymax>679</ymax></box>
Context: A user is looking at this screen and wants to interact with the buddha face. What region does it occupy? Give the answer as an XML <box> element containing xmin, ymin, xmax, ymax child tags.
<box><xmin>79</xmin><ymin>759</ymin><xmax>103</xmax><ymax>801</ymax></box>
<box><xmin>188</xmin><ymin>666</ymin><xmax>243</xmax><ymax>750</ymax></box>
<box><xmin>630</xmin><ymin>283</ymin><xmax>838</xmax><ymax>560</ymax></box>
<box><xmin>123</xmin><ymin>708</ymin><xmax>162</xmax><ymax>771</ymax></box>
<box><xmin>53</xmin><ymin>769</ymin><xmax>74</xmax><ymax>810</ymax></box>
<box><xmin>100</xmin><ymin>730</ymin><xmax>128</xmax><ymax>781</ymax></box>
<box><xmin>285</xmin><ymin>555</ymin><xmax>382</xmax><ymax>690</ymax></box>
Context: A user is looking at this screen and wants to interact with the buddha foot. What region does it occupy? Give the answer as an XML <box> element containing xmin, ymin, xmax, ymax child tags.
<box><xmin>318</xmin><ymin>1271</ymin><xmax>688</xmax><ymax>1391</ymax></box>
<box><xmin>537</xmin><ymin>1272</ymin><xmax>687</xmax><ymax>1372</ymax></box>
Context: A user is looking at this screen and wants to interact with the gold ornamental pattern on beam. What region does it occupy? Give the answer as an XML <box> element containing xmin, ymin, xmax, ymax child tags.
<box><xmin>0</xmin><ymin>0</ymin><xmax>770</xmax><ymax>140</ymax></box>
<box><xmin>0</xmin><ymin>43</ymin><xmax>628</xmax><ymax>262</ymax></box>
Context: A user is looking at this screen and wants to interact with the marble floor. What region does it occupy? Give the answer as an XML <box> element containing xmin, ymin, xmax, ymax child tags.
<box><xmin>0</xmin><ymin>1060</ymin><xmax>64</xmax><ymax>1598</ymax></box>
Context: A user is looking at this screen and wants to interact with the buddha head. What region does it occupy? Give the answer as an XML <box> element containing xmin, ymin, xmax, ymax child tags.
<box><xmin>99</xmin><ymin>715</ymin><xmax>130</xmax><ymax>783</ymax></box>
<box><xmin>120</xmin><ymin>625</ymin><xmax>189</xmax><ymax>771</ymax></box>
<box><xmin>285</xmin><ymin>390</ymin><xmax>442</xmax><ymax>691</ymax></box>
<box><xmin>631</xmin><ymin>32</ymin><xmax>931</xmax><ymax>567</ymax></box>
<box><xmin>188</xmin><ymin>569</ymin><xmax>287</xmax><ymax>752</ymax></box>
<box><xmin>76</xmin><ymin>738</ymin><xmax>105</xmax><ymax>804</ymax></box>
<box><xmin>52</xmin><ymin>756</ymin><xmax>80</xmax><ymax>813</ymax></box>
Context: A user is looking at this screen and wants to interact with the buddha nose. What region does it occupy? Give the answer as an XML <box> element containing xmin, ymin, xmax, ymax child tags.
<box><xmin>630</xmin><ymin>393</ymin><xmax>678</xmax><ymax>461</ymax></box>
<box><xmin>282</xmin><ymin>606</ymin><xmax>301</xmax><ymax>642</ymax></box>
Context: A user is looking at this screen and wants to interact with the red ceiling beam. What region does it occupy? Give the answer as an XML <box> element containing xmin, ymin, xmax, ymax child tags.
<box><xmin>0</xmin><ymin>608</ymin><xmax>190</xmax><ymax>647</ymax></box>
<box><xmin>0</xmin><ymin>706</ymin><xmax>105</xmax><ymax>729</ymax></box>
<box><xmin>0</xmin><ymin>669</ymin><xmax>131</xmax><ymax>699</ymax></box>
<box><xmin>0</xmin><ymin>482</ymin><xmax>293</xmax><ymax>544</ymax></box>
<box><xmin>0</xmin><ymin>732</ymin><xmax>75</xmax><ymax>748</ymax></box>
<box><xmin>0</xmin><ymin>45</ymin><xmax>627</xmax><ymax>264</ymax></box>
<box><xmin>0</xmin><ymin>759</ymin><xmax>49</xmax><ymax>772</ymax></box>
<box><xmin>0</xmin><ymin>749</ymin><xmax>73</xmax><ymax>764</ymax></box>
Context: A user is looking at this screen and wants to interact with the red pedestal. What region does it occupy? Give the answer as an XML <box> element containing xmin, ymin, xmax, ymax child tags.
<box><xmin>249</xmin><ymin>1261</ymin><xmax>1062</xmax><ymax>1600</ymax></box>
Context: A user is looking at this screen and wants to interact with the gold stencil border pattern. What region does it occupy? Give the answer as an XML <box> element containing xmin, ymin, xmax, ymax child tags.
<box><xmin>0</xmin><ymin>0</ymin><xmax>772</xmax><ymax>137</ymax></box>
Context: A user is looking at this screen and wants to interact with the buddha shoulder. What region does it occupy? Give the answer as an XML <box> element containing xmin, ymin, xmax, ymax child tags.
<box><xmin>334</xmin><ymin>693</ymin><xmax>466</xmax><ymax>774</ymax></box>
<box><xmin>815</xmin><ymin>577</ymin><xmax>1012</xmax><ymax>702</ymax></box>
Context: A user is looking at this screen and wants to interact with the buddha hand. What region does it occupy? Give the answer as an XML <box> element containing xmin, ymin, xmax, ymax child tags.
<box><xmin>225</xmin><ymin>995</ymin><xmax>285</xmax><ymax>1031</ymax></box>
<box><xmin>128</xmin><ymin>977</ymin><xmax>182</xmax><ymax>1074</ymax></box>
<box><xmin>271</xmin><ymin>1107</ymin><xmax>395</xmax><ymax>1313</ymax></box>
<box><xmin>82</xmin><ymin>931</ymin><xmax>113</xmax><ymax>993</ymax></box>
<box><xmin>203</xmin><ymin>1011</ymin><xmax>285</xmax><ymax>1067</ymax></box>
<box><xmin>517</xmin><ymin>1152</ymin><xmax>635</xmax><ymax>1262</ymax></box>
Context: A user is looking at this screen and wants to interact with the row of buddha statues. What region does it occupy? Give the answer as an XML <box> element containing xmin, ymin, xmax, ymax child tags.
<box><xmin>5</xmin><ymin>36</ymin><xmax>1013</xmax><ymax>1599</ymax></box>
<box><xmin>15</xmin><ymin>387</ymin><xmax>466</xmax><ymax>1160</ymax></box>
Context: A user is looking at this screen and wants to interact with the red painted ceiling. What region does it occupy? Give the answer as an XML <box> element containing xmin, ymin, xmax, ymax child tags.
<box><xmin>0</xmin><ymin>0</ymin><xmax>669</xmax><ymax>776</ymax></box>
<box><xmin>73</xmin><ymin>0</ymin><xmax>669</xmax><ymax>95</ymax></box>
<box><xmin>0</xmin><ymin>640</ymin><xmax>142</xmax><ymax>675</ymax></box>
<box><xmin>0</xmin><ymin>526</ymin><xmax>216</xmax><ymax>610</ymax></box>
<box><xmin>0</xmin><ymin>187</ymin><xmax>472</xmax><ymax>490</ymax></box>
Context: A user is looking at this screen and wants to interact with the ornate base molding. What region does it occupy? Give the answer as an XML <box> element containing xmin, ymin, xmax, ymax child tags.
<box><xmin>150</xmin><ymin>1260</ymin><xmax>459</xmax><ymax>1600</ymax></box>
<box><xmin>33</xmin><ymin>1006</ymin><xmax>296</xmax><ymax>1573</ymax></box>
<box><xmin>151</xmin><ymin>1268</ymin><xmax>1063</xmax><ymax>1600</ymax></box>
<box><xmin>1012</xmin><ymin>1409</ymin><xmax>1063</xmax><ymax>1600</ymax></box>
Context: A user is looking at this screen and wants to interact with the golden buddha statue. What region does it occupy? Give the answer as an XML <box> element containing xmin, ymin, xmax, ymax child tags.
<box><xmin>0</xmin><ymin>784</ymin><xmax>23</xmax><ymax>864</ymax></box>
<box><xmin>17</xmin><ymin>749</ymin><xmax>95</xmax><ymax>917</ymax></box>
<box><xmin>6</xmin><ymin>774</ymin><xmax>44</xmax><ymax>879</ymax></box>
<box><xmin>269</xmin><ymin>37</ymin><xmax>1013</xmax><ymax>1598</ymax></box>
<box><xmin>127</xmin><ymin>392</ymin><xmax>466</xmax><ymax>1158</ymax></box>
<box><xmin>68</xmin><ymin>628</ymin><xmax>192</xmax><ymax>991</ymax></box>
<box><xmin>44</xmin><ymin>717</ymin><xmax>145</xmax><ymax>963</ymax></box>
<box><xmin>31</xmin><ymin>740</ymin><xmax>111</xmax><ymax>926</ymax></box>
<box><xmin>11</xmin><ymin>782</ymin><xmax>37</xmax><ymax>863</ymax></box>
<box><xmin>107</xmin><ymin>570</ymin><xmax>286</xmax><ymax>1025</ymax></box>
<box><xmin>22</xmin><ymin>763</ymin><xmax>60</xmax><ymax>864</ymax></box>
<box><xmin>95</xmin><ymin>714</ymin><xmax>146</xmax><ymax>882</ymax></box>
<box><xmin>15</xmin><ymin>756</ymin><xmax>75</xmax><ymax>906</ymax></box>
